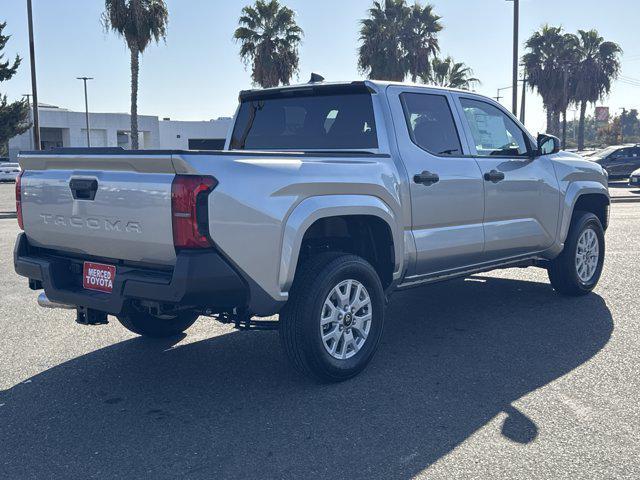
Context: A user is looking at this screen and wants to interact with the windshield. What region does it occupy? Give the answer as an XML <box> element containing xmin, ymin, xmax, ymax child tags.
<box><xmin>230</xmin><ymin>92</ymin><xmax>378</xmax><ymax>151</ymax></box>
<box><xmin>591</xmin><ymin>146</ymin><xmax>618</xmax><ymax>159</ymax></box>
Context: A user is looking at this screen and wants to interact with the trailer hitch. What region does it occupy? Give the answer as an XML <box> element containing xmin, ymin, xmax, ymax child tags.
<box><xmin>206</xmin><ymin>309</ymin><xmax>279</xmax><ymax>331</ymax></box>
<box><xmin>76</xmin><ymin>306</ymin><xmax>109</xmax><ymax>326</ymax></box>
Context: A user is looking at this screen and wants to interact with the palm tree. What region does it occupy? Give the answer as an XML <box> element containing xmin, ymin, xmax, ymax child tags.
<box><xmin>404</xmin><ymin>3</ymin><xmax>442</xmax><ymax>82</ymax></box>
<box><xmin>572</xmin><ymin>29</ymin><xmax>622</xmax><ymax>150</ymax></box>
<box><xmin>358</xmin><ymin>0</ymin><xmax>410</xmax><ymax>81</ymax></box>
<box><xmin>234</xmin><ymin>0</ymin><xmax>303</xmax><ymax>88</ymax></box>
<box><xmin>358</xmin><ymin>0</ymin><xmax>442</xmax><ymax>82</ymax></box>
<box><xmin>421</xmin><ymin>56</ymin><xmax>479</xmax><ymax>90</ymax></box>
<box><xmin>103</xmin><ymin>0</ymin><xmax>168</xmax><ymax>150</ymax></box>
<box><xmin>523</xmin><ymin>25</ymin><xmax>577</xmax><ymax>137</ymax></box>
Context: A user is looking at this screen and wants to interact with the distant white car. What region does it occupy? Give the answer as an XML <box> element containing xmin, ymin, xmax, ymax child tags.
<box><xmin>0</xmin><ymin>162</ymin><xmax>21</xmax><ymax>182</ymax></box>
<box><xmin>630</xmin><ymin>167</ymin><xmax>640</xmax><ymax>188</ymax></box>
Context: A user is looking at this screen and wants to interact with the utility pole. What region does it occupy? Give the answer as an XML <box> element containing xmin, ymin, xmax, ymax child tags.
<box><xmin>507</xmin><ymin>0</ymin><xmax>519</xmax><ymax>116</ymax></box>
<box><xmin>26</xmin><ymin>0</ymin><xmax>41</xmax><ymax>150</ymax></box>
<box><xmin>22</xmin><ymin>94</ymin><xmax>34</xmax><ymax>150</ymax></box>
<box><xmin>77</xmin><ymin>77</ymin><xmax>93</xmax><ymax>147</ymax></box>
<box><xmin>519</xmin><ymin>77</ymin><xmax>527</xmax><ymax>124</ymax></box>
<box><xmin>562</xmin><ymin>69</ymin><xmax>569</xmax><ymax>149</ymax></box>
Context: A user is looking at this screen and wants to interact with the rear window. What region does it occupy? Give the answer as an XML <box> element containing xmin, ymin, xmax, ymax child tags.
<box><xmin>400</xmin><ymin>93</ymin><xmax>463</xmax><ymax>156</ymax></box>
<box><xmin>230</xmin><ymin>93</ymin><xmax>378</xmax><ymax>150</ymax></box>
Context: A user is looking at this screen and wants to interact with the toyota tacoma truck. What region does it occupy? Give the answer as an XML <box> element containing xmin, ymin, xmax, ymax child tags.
<box><xmin>14</xmin><ymin>80</ymin><xmax>609</xmax><ymax>381</ymax></box>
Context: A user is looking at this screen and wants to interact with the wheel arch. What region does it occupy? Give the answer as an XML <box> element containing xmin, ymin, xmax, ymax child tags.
<box><xmin>279</xmin><ymin>195</ymin><xmax>403</xmax><ymax>293</ymax></box>
<box><xmin>559</xmin><ymin>183</ymin><xmax>610</xmax><ymax>245</ymax></box>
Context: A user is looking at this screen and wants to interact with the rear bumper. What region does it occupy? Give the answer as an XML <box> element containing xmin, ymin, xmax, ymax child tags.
<box><xmin>13</xmin><ymin>233</ymin><xmax>248</xmax><ymax>315</ymax></box>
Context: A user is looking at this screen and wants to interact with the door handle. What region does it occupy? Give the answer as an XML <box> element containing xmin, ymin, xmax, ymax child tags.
<box><xmin>484</xmin><ymin>170</ymin><xmax>505</xmax><ymax>183</ymax></box>
<box><xmin>69</xmin><ymin>178</ymin><xmax>98</xmax><ymax>200</ymax></box>
<box><xmin>414</xmin><ymin>171</ymin><xmax>440</xmax><ymax>186</ymax></box>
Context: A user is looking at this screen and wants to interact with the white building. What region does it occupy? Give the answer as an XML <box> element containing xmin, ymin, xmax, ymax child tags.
<box><xmin>8</xmin><ymin>104</ymin><xmax>233</xmax><ymax>161</ymax></box>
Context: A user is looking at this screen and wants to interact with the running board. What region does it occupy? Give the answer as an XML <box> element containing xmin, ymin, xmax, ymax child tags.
<box><xmin>397</xmin><ymin>257</ymin><xmax>545</xmax><ymax>290</ymax></box>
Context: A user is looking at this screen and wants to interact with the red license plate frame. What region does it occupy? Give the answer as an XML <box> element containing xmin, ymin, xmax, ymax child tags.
<box><xmin>83</xmin><ymin>261</ymin><xmax>116</xmax><ymax>294</ymax></box>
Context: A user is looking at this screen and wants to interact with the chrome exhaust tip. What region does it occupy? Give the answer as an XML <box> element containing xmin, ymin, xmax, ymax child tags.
<box><xmin>37</xmin><ymin>292</ymin><xmax>75</xmax><ymax>310</ymax></box>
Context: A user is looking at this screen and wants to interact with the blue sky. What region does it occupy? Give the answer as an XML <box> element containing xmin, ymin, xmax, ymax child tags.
<box><xmin>2</xmin><ymin>0</ymin><xmax>639</xmax><ymax>133</ymax></box>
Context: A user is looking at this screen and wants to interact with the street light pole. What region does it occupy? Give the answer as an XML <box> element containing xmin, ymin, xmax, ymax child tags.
<box><xmin>77</xmin><ymin>77</ymin><xmax>93</xmax><ymax>147</ymax></box>
<box><xmin>507</xmin><ymin>0</ymin><xmax>519</xmax><ymax>116</ymax></box>
<box><xmin>26</xmin><ymin>0</ymin><xmax>41</xmax><ymax>150</ymax></box>
<box><xmin>494</xmin><ymin>85</ymin><xmax>512</xmax><ymax>102</ymax></box>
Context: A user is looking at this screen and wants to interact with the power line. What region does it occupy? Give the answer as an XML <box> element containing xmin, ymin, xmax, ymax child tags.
<box><xmin>620</xmin><ymin>75</ymin><xmax>640</xmax><ymax>83</ymax></box>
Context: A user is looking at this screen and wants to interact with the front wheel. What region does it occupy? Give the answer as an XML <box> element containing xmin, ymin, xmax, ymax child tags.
<box><xmin>117</xmin><ymin>306</ymin><xmax>199</xmax><ymax>338</ymax></box>
<box><xmin>548</xmin><ymin>211</ymin><xmax>605</xmax><ymax>296</ymax></box>
<box><xmin>279</xmin><ymin>253</ymin><xmax>385</xmax><ymax>382</ymax></box>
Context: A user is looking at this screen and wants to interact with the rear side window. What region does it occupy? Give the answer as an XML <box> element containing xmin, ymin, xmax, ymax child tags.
<box><xmin>230</xmin><ymin>93</ymin><xmax>378</xmax><ymax>150</ymax></box>
<box><xmin>400</xmin><ymin>93</ymin><xmax>463</xmax><ymax>156</ymax></box>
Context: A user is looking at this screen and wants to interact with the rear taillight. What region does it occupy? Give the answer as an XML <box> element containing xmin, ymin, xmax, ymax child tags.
<box><xmin>171</xmin><ymin>175</ymin><xmax>217</xmax><ymax>249</ymax></box>
<box><xmin>16</xmin><ymin>171</ymin><xmax>24</xmax><ymax>230</ymax></box>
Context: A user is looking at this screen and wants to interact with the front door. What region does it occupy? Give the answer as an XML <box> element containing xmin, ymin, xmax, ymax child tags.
<box><xmin>606</xmin><ymin>147</ymin><xmax>640</xmax><ymax>178</ymax></box>
<box><xmin>454</xmin><ymin>96</ymin><xmax>560</xmax><ymax>261</ymax></box>
<box><xmin>388</xmin><ymin>86</ymin><xmax>485</xmax><ymax>278</ymax></box>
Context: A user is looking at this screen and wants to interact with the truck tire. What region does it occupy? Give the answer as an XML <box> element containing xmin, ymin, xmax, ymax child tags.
<box><xmin>117</xmin><ymin>306</ymin><xmax>199</xmax><ymax>338</ymax></box>
<box><xmin>548</xmin><ymin>211</ymin><xmax>605</xmax><ymax>296</ymax></box>
<box><xmin>279</xmin><ymin>253</ymin><xmax>385</xmax><ymax>382</ymax></box>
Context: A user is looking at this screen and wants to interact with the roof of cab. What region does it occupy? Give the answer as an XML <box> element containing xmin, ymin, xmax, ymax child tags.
<box><xmin>238</xmin><ymin>79</ymin><xmax>483</xmax><ymax>101</ymax></box>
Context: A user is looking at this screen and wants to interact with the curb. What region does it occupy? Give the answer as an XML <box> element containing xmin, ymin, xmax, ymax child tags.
<box><xmin>611</xmin><ymin>196</ymin><xmax>640</xmax><ymax>204</ymax></box>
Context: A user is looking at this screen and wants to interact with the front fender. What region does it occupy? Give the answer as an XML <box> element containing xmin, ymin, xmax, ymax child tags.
<box><xmin>558</xmin><ymin>181</ymin><xmax>609</xmax><ymax>246</ymax></box>
<box><xmin>279</xmin><ymin>195</ymin><xmax>403</xmax><ymax>292</ymax></box>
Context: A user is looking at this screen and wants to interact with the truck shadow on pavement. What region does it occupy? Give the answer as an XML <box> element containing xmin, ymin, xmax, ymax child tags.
<box><xmin>0</xmin><ymin>275</ymin><xmax>613</xmax><ymax>479</ymax></box>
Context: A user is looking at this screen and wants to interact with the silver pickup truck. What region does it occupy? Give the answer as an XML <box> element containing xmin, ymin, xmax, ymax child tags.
<box><xmin>14</xmin><ymin>80</ymin><xmax>609</xmax><ymax>381</ymax></box>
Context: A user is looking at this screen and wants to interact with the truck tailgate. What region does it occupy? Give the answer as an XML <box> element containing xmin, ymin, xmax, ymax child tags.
<box><xmin>19</xmin><ymin>153</ymin><xmax>183</xmax><ymax>266</ymax></box>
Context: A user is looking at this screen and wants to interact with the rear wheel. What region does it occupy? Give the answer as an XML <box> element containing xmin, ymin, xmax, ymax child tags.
<box><xmin>117</xmin><ymin>305</ymin><xmax>198</xmax><ymax>338</ymax></box>
<box><xmin>548</xmin><ymin>211</ymin><xmax>605</xmax><ymax>296</ymax></box>
<box><xmin>279</xmin><ymin>253</ymin><xmax>385</xmax><ymax>382</ymax></box>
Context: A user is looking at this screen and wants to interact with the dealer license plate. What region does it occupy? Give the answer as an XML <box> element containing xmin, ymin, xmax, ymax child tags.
<box><xmin>83</xmin><ymin>262</ymin><xmax>116</xmax><ymax>293</ymax></box>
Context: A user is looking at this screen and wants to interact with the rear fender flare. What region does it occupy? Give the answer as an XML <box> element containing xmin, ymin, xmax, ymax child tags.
<box><xmin>279</xmin><ymin>195</ymin><xmax>403</xmax><ymax>293</ymax></box>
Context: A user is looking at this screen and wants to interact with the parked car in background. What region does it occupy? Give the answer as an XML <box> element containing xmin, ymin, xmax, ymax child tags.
<box><xmin>0</xmin><ymin>162</ymin><xmax>21</xmax><ymax>182</ymax></box>
<box><xmin>590</xmin><ymin>144</ymin><xmax>640</xmax><ymax>179</ymax></box>
<box><xmin>629</xmin><ymin>167</ymin><xmax>640</xmax><ymax>188</ymax></box>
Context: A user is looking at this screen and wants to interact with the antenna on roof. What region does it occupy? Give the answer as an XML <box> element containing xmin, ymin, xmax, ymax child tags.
<box><xmin>308</xmin><ymin>73</ymin><xmax>325</xmax><ymax>84</ymax></box>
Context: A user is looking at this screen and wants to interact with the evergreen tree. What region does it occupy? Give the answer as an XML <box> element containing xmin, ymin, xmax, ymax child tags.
<box><xmin>0</xmin><ymin>21</ymin><xmax>30</xmax><ymax>156</ymax></box>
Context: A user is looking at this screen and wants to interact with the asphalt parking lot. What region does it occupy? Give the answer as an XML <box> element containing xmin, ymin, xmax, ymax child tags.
<box><xmin>0</xmin><ymin>182</ymin><xmax>16</xmax><ymax>218</ymax></box>
<box><xmin>1</xmin><ymin>181</ymin><xmax>639</xmax><ymax>479</ymax></box>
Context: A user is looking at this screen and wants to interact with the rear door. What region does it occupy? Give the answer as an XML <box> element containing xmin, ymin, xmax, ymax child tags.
<box><xmin>453</xmin><ymin>95</ymin><xmax>559</xmax><ymax>260</ymax></box>
<box><xmin>387</xmin><ymin>86</ymin><xmax>485</xmax><ymax>278</ymax></box>
<box><xmin>20</xmin><ymin>153</ymin><xmax>178</xmax><ymax>266</ymax></box>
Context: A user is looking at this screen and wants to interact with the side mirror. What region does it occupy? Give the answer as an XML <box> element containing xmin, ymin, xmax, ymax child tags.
<box><xmin>536</xmin><ymin>134</ymin><xmax>561</xmax><ymax>156</ymax></box>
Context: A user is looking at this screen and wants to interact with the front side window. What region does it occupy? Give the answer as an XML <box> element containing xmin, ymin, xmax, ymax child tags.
<box><xmin>611</xmin><ymin>148</ymin><xmax>633</xmax><ymax>159</ymax></box>
<box><xmin>230</xmin><ymin>92</ymin><xmax>378</xmax><ymax>150</ymax></box>
<box><xmin>400</xmin><ymin>93</ymin><xmax>463</xmax><ymax>156</ymax></box>
<box><xmin>460</xmin><ymin>98</ymin><xmax>529</xmax><ymax>157</ymax></box>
